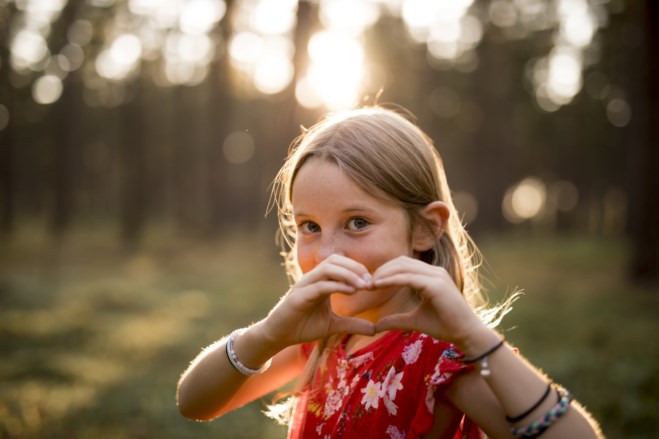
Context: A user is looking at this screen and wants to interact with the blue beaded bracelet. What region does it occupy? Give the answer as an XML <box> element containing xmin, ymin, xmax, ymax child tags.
<box><xmin>510</xmin><ymin>386</ymin><xmax>573</xmax><ymax>438</ymax></box>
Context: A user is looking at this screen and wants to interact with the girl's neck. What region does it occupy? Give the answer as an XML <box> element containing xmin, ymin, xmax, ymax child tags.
<box><xmin>344</xmin><ymin>287</ymin><xmax>419</xmax><ymax>356</ymax></box>
<box><xmin>353</xmin><ymin>285</ymin><xmax>419</xmax><ymax>324</ymax></box>
<box><xmin>344</xmin><ymin>331</ymin><xmax>391</xmax><ymax>356</ymax></box>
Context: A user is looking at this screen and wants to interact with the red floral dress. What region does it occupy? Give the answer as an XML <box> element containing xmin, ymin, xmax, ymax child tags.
<box><xmin>288</xmin><ymin>331</ymin><xmax>481</xmax><ymax>439</ymax></box>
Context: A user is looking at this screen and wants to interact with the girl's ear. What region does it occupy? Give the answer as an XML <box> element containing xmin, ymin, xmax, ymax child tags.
<box><xmin>412</xmin><ymin>201</ymin><xmax>451</xmax><ymax>252</ymax></box>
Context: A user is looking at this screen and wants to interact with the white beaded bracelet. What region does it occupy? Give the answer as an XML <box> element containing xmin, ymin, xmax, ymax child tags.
<box><xmin>225</xmin><ymin>329</ymin><xmax>272</xmax><ymax>376</ymax></box>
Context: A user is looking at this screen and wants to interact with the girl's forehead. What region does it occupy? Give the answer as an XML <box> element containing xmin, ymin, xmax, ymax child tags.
<box><xmin>290</xmin><ymin>158</ymin><xmax>403</xmax><ymax>214</ymax></box>
<box><xmin>291</xmin><ymin>159</ymin><xmax>363</xmax><ymax>201</ymax></box>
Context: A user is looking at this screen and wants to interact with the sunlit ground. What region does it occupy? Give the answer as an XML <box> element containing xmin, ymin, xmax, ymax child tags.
<box><xmin>0</xmin><ymin>225</ymin><xmax>657</xmax><ymax>438</ymax></box>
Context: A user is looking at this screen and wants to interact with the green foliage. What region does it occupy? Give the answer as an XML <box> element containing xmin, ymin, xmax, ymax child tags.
<box><xmin>0</xmin><ymin>228</ymin><xmax>657</xmax><ymax>438</ymax></box>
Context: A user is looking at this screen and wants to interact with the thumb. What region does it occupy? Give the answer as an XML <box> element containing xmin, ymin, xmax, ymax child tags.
<box><xmin>332</xmin><ymin>316</ymin><xmax>376</xmax><ymax>337</ymax></box>
<box><xmin>374</xmin><ymin>312</ymin><xmax>419</xmax><ymax>333</ymax></box>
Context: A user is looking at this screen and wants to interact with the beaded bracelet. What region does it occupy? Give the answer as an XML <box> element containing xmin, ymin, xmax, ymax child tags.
<box><xmin>510</xmin><ymin>386</ymin><xmax>573</xmax><ymax>438</ymax></box>
<box><xmin>225</xmin><ymin>329</ymin><xmax>272</xmax><ymax>376</ymax></box>
<box><xmin>460</xmin><ymin>338</ymin><xmax>505</xmax><ymax>377</ymax></box>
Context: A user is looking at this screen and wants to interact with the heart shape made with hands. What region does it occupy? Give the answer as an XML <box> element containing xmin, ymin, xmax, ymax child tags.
<box><xmin>327</xmin><ymin>278</ymin><xmax>424</xmax><ymax>336</ymax></box>
<box><xmin>324</xmin><ymin>258</ymin><xmax>482</xmax><ymax>346</ymax></box>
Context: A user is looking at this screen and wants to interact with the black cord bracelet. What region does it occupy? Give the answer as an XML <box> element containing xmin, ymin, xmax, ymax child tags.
<box><xmin>460</xmin><ymin>338</ymin><xmax>505</xmax><ymax>364</ymax></box>
<box><xmin>506</xmin><ymin>383</ymin><xmax>553</xmax><ymax>423</ymax></box>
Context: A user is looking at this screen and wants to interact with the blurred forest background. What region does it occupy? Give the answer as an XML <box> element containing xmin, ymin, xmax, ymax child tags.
<box><xmin>0</xmin><ymin>0</ymin><xmax>658</xmax><ymax>438</ymax></box>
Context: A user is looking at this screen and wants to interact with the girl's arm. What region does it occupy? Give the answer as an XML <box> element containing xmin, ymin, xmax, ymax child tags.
<box><xmin>445</xmin><ymin>331</ymin><xmax>602</xmax><ymax>438</ymax></box>
<box><xmin>176</xmin><ymin>323</ymin><xmax>305</xmax><ymax>421</ymax></box>
<box><xmin>177</xmin><ymin>254</ymin><xmax>375</xmax><ymax>421</ymax></box>
<box><xmin>372</xmin><ymin>256</ymin><xmax>602</xmax><ymax>438</ymax></box>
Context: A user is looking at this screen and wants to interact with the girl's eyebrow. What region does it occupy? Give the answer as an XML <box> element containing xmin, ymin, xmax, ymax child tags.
<box><xmin>293</xmin><ymin>207</ymin><xmax>377</xmax><ymax>218</ymax></box>
<box><xmin>342</xmin><ymin>206</ymin><xmax>377</xmax><ymax>214</ymax></box>
<box><xmin>293</xmin><ymin>206</ymin><xmax>376</xmax><ymax>217</ymax></box>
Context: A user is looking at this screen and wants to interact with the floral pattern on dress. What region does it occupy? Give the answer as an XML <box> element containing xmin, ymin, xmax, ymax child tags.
<box><xmin>289</xmin><ymin>331</ymin><xmax>475</xmax><ymax>439</ymax></box>
<box><xmin>360</xmin><ymin>378</ymin><xmax>381</xmax><ymax>410</ymax></box>
<box><xmin>402</xmin><ymin>339</ymin><xmax>423</xmax><ymax>364</ymax></box>
<box><xmin>386</xmin><ymin>425</ymin><xmax>406</xmax><ymax>439</ymax></box>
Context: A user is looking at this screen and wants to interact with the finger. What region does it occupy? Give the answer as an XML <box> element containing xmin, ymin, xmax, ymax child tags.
<box><xmin>374</xmin><ymin>312</ymin><xmax>420</xmax><ymax>333</ymax></box>
<box><xmin>302</xmin><ymin>260</ymin><xmax>372</xmax><ymax>289</ymax></box>
<box><xmin>373</xmin><ymin>272</ymin><xmax>438</xmax><ymax>294</ymax></box>
<box><xmin>330</xmin><ymin>316</ymin><xmax>376</xmax><ymax>336</ymax></box>
<box><xmin>299</xmin><ymin>280</ymin><xmax>356</xmax><ymax>302</ymax></box>
<box><xmin>324</xmin><ymin>255</ymin><xmax>373</xmax><ymax>285</ymax></box>
<box><xmin>324</xmin><ymin>254</ymin><xmax>370</xmax><ymax>272</ymax></box>
<box><xmin>373</xmin><ymin>256</ymin><xmax>437</xmax><ymax>279</ymax></box>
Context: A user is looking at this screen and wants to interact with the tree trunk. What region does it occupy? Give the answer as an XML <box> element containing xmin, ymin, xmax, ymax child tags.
<box><xmin>470</xmin><ymin>27</ymin><xmax>515</xmax><ymax>231</ymax></box>
<box><xmin>206</xmin><ymin>0</ymin><xmax>235</xmax><ymax>232</ymax></box>
<box><xmin>0</xmin><ymin>5</ymin><xmax>16</xmax><ymax>237</ymax></box>
<box><xmin>627</xmin><ymin>0</ymin><xmax>659</xmax><ymax>282</ymax></box>
<box><xmin>48</xmin><ymin>0</ymin><xmax>81</xmax><ymax>242</ymax></box>
<box><xmin>119</xmin><ymin>82</ymin><xmax>147</xmax><ymax>248</ymax></box>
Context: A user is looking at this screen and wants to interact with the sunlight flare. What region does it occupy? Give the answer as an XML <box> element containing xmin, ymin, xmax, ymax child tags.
<box><xmin>300</xmin><ymin>30</ymin><xmax>365</xmax><ymax>110</ymax></box>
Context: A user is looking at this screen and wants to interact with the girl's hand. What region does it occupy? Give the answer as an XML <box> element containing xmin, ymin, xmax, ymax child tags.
<box><xmin>256</xmin><ymin>255</ymin><xmax>376</xmax><ymax>350</ymax></box>
<box><xmin>372</xmin><ymin>256</ymin><xmax>487</xmax><ymax>347</ymax></box>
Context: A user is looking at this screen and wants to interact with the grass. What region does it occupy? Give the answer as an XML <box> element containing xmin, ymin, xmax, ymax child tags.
<box><xmin>0</xmin><ymin>225</ymin><xmax>657</xmax><ymax>438</ymax></box>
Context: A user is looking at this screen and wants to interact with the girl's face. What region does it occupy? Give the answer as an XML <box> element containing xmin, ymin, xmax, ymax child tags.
<box><xmin>291</xmin><ymin>158</ymin><xmax>419</xmax><ymax>323</ymax></box>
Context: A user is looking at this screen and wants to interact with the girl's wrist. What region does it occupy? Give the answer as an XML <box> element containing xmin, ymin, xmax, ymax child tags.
<box><xmin>454</xmin><ymin>325</ymin><xmax>501</xmax><ymax>358</ymax></box>
<box><xmin>232</xmin><ymin>322</ymin><xmax>285</xmax><ymax>369</ymax></box>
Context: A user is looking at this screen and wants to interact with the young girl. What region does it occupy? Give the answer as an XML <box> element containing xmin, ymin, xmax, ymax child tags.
<box><xmin>177</xmin><ymin>107</ymin><xmax>602</xmax><ymax>438</ymax></box>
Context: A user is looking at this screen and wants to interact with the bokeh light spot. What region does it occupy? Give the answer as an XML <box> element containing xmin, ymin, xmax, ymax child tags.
<box><xmin>97</xmin><ymin>34</ymin><xmax>142</xmax><ymax>81</ymax></box>
<box><xmin>67</xmin><ymin>20</ymin><xmax>94</xmax><ymax>46</ymax></box>
<box><xmin>11</xmin><ymin>30</ymin><xmax>49</xmax><ymax>72</ymax></box>
<box><xmin>547</xmin><ymin>48</ymin><xmax>582</xmax><ymax>103</ymax></box>
<box><xmin>489</xmin><ymin>0</ymin><xmax>517</xmax><ymax>28</ymax></box>
<box><xmin>179</xmin><ymin>0</ymin><xmax>226</xmax><ymax>35</ymax></box>
<box><xmin>223</xmin><ymin>131</ymin><xmax>255</xmax><ymax>164</ymax></box>
<box><xmin>252</xmin><ymin>0</ymin><xmax>297</xmax><ymax>35</ymax></box>
<box><xmin>303</xmin><ymin>30</ymin><xmax>364</xmax><ymax>110</ymax></box>
<box><xmin>33</xmin><ymin>75</ymin><xmax>63</xmax><ymax>105</ymax></box>
<box><xmin>549</xmin><ymin>180</ymin><xmax>579</xmax><ymax>211</ymax></box>
<box><xmin>503</xmin><ymin>177</ymin><xmax>547</xmax><ymax>223</ymax></box>
<box><xmin>253</xmin><ymin>54</ymin><xmax>293</xmax><ymax>95</ymax></box>
<box><xmin>320</xmin><ymin>0</ymin><xmax>380</xmax><ymax>35</ymax></box>
<box><xmin>561</xmin><ymin>9</ymin><xmax>595</xmax><ymax>47</ymax></box>
<box><xmin>606</xmin><ymin>98</ymin><xmax>631</xmax><ymax>128</ymax></box>
<box><xmin>59</xmin><ymin>44</ymin><xmax>85</xmax><ymax>72</ymax></box>
<box><xmin>295</xmin><ymin>77</ymin><xmax>323</xmax><ymax>109</ymax></box>
<box><xmin>230</xmin><ymin>32</ymin><xmax>264</xmax><ymax>66</ymax></box>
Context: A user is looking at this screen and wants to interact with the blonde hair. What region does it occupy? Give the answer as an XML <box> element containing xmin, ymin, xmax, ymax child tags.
<box><xmin>268</xmin><ymin>106</ymin><xmax>509</xmax><ymax>425</ymax></box>
<box><xmin>273</xmin><ymin>106</ymin><xmax>485</xmax><ymax>310</ymax></box>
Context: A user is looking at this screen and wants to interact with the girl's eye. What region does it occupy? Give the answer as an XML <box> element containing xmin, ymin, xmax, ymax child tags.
<box><xmin>298</xmin><ymin>221</ymin><xmax>320</xmax><ymax>234</ymax></box>
<box><xmin>347</xmin><ymin>217</ymin><xmax>370</xmax><ymax>231</ymax></box>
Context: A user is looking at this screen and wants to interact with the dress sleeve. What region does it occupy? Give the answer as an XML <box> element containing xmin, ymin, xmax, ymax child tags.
<box><xmin>428</xmin><ymin>343</ymin><xmax>471</xmax><ymax>388</ymax></box>
<box><xmin>409</xmin><ymin>339</ymin><xmax>472</xmax><ymax>438</ymax></box>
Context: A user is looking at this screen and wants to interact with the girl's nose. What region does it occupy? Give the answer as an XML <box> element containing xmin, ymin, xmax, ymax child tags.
<box><xmin>315</xmin><ymin>235</ymin><xmax>344</xmax><ymax>263</ymax></box>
